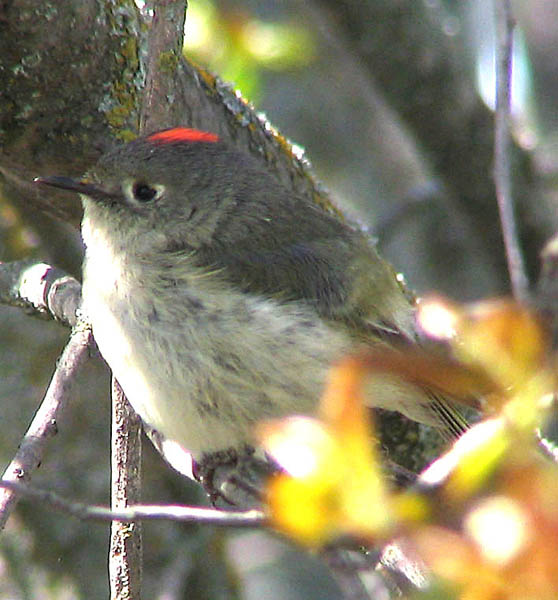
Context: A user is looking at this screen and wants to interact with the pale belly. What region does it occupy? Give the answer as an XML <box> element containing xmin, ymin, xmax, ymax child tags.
<box><xmin>81</xmin><ymin>268</ymin><xmax>350</xmax><ymax>457</ymax></box>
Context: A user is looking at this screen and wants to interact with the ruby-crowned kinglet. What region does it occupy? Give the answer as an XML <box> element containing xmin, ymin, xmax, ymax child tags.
<box><xmin>36</xmin><ymin>127</ymin><xmax>466</xmax><ymax>460</ymax></box>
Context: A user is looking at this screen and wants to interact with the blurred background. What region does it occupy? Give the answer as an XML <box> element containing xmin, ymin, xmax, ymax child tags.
<box><xmin>1</xmin><ymin>0</ymin><xmax>558</xmax><ymax>598</ymax></box>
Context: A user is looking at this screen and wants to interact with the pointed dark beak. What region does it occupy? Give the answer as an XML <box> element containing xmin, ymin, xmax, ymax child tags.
<box><xmin>34</xmin><ymin>176</ymin><xmax>110</xmax><ymax>201</ymax></box>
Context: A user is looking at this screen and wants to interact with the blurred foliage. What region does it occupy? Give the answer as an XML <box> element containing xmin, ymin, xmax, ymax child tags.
<box><xmin>183</xmin><ymin>0</ymin><xmax>316</xmax><ymax>102</ymax></box>
<box><xmin>262</xmin><ymin>297</ymin><xmax>558</xmax><ymax>598</ymax></box>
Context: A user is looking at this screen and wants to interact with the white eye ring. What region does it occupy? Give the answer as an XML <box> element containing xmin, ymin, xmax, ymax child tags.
<box><xmin>122</xmin><ymin>180</ymin><xmax>165</xmax><ymax>204</ymax></box>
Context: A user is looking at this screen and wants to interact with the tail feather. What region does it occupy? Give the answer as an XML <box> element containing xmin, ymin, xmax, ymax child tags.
<box><xmin>427</xmin><ymin>392</ymin><xmax>470</xmax><ymax>441</ymax></box>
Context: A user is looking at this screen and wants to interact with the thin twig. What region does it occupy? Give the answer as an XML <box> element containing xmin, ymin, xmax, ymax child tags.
<box><xmin>0</xmin><ymin>322</ymin><xmax>92</xmax><ymax>530</ymax></box>
<box><xmin>493</xmin><ymin>0</ymin><xmax>529</xmax><ymax>301</ymax></box>
<box><xmin>110</xmin><ymin>378</ymin><xmax>144</xmax><ymax>600</ymax></box>
<box><xmin>0</xmin><ymin>480</ymin><xmax>266</xmax><ymax>527</ymax></box>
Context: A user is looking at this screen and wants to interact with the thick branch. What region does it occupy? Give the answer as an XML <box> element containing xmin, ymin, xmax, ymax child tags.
<box><xmin>0</xmin><ymin>0</ymin><xmax>143</xmax><ymax>227</ymax></box>
<box><xmin>140</xmin><ymin>0</ymin><xmax>187</xmax><ymax>133</ymax></box>
<box><xmin>0</xmin><ymin>260</ymin><xmax>81</xmax><ymax>326</ymax></box>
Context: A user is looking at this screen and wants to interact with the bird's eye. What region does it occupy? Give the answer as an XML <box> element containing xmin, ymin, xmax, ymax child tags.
<box><xmin>122</xmin><ymin>180</ymin><xmax>165</xmax><ymax>206</ymax></box>
<box><xmin>132</xmin><ymin>182</ymin><xmax>158</xmax><ymax>202</ymax></box>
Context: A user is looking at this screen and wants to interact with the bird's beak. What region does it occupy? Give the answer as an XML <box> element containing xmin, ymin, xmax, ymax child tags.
<box><xmin>34</xmin><ymin>176</ymin><xmax>110</xmax><ymax>201</ymax></box>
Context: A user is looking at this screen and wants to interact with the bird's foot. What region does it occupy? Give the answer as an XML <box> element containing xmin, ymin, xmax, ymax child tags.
<box><xmin>193</xmin><ymin>446</ymin><xmax>277</xmax><ymax>508</ymax></box>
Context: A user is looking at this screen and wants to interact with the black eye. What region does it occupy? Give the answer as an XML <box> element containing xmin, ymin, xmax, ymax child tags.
<box><xmin>132</xmin><ymin>182</ymin><xmax>157</xmax><ymax>202</ymax></box>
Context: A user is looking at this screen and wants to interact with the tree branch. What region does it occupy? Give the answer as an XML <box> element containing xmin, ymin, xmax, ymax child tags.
<box><xmin>140</xmin><ymin>0</ymin><xmax>187</xmax><ymax>133</ymax></box>
<box><xmin>494</xmin><ymin>0</ymin><xmax>529</xmax><ymax>300</ymax></box>
<box><xmin>0</xmin><ymin>479</ymin><xmax>265</xmax><ymax>527</ymax></box>
<box><xmin>109</xmin><ymin>378</ymin><xmax>144</xmax><ymax>600</ymax></box>
<box><xmin>0</xmin><ymin>322</ymin><xmax>92</xmax><ymax>530</ymax></box>
<box><xmin>0</xmin><ymin>260</ymin><xmax>81</xmax><ymax>327</ymax></box>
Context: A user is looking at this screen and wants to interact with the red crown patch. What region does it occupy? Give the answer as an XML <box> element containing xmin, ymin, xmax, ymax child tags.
<box><xmin>148</xmin><ymin>128</ymin><xmax>219</xmax><ymax>144</ymax></box>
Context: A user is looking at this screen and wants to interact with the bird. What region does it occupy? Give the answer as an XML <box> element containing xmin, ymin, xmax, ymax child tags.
<box><xmin>35</xmin><ymin>127</ymin><xmax>467</xmax><ymax>462</ymax></box>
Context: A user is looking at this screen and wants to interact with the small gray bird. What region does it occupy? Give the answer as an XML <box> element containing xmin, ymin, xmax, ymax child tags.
<box><xmin>36</xmin><ymin>127</ymin><xmax>466</xmax><ymax>460</ymax></box>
